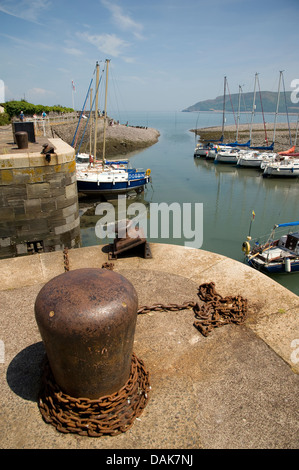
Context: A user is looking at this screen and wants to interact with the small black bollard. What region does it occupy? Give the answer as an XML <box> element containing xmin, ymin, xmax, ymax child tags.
<box><xmin>15</xmin><ymin>131</ymin><xmax>28</xmax><ymax>149</ymax></box>
<box><xmin>35</xmin><ymin>268</ymin><xmax>138</xmax><ymax>399</ymax></box>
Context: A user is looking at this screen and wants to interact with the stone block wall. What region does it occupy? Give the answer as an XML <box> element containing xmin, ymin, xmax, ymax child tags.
<box><xmin>0</xmin><ymin>138</ymin><xmax>81</xmax><ymax>258</ymax></box>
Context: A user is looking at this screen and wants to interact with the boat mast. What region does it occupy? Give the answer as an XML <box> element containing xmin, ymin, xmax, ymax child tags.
<box><xmin>236</xmin><ymin>85</ymin><xmax>242</xmax><ymax>142</ymax></box>
<box><xmin>89</xmin><ymin>88</ymin><xmax>93</xmax><ymax>156</ymax></box>
<box><xmin>93</xmin><ymin>61</ymin><xmax>100</xmax><ymax>159</ymax></box>
<box><xmin>102</xmin><ymin>59</ymin><xmax>110</xmax><ymax>163</ymax></box>
<box><xmin>281</xmin><ymin>71</ymin><xmax>292</xmax><ymax>146</ymax></box>
<box><xmin>294</xmin><ymin>113</ymin><xmax>299</xmax><ymax>147</ymax></box>
<box><xmin>221</xmin><ymin>76</ymin><xmax>226</xmax><ymax>140</ymax></box>
<box><xmin>272</xmin><ymin>70</ymin><xmax>282</xmax><ymax>145</ymax></box>
<box><xmin>249</xmin><ymin>72</ymin><xmax>258</xmax><ymax>143</ymax></box>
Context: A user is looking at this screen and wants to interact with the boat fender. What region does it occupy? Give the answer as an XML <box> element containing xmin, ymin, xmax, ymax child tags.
<box><xmin>285</xmin><ymin>258</ymin><xmax>291</xmax><ymax>272</ymax></box>
<box><xmin>242</xmin><ymin>241</ymin><xmax>250</xmax><ymax>254</ymax></box>
<box><xmin>146</xmin><ymin>169</ymin><xmax>151</xmax><ymax>176</ymax></box>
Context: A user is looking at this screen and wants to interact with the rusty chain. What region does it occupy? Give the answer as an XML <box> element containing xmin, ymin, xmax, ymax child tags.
<box><xmin>38</xmin><ymin>352</ymin><xmax>150</xmax><ymax>437</ymax></box>
<box><xmin>63</xmin><ymin>250</ymin><xmax>248</xmax><ymax>336</ymax></box>
<box><xmin>193</xmin><ymin>282</ymin><xmax>248</xmax><ymax>336</ymax></box>
<box><xmin>137</xmin><ymin>282</ymin><xmax>248</xmax><ymax>337</ymax></box>
<box><xmin>63</xmin><ymin>247</ymin><xmax>70</xmax><ymax>272</ymax></box>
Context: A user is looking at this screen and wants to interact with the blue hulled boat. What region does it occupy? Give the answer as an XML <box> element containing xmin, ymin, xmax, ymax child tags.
<box><xmin>76</xmin><ymin>166</ymin><xmax>151</xmax><ymax>195</ymax></box>
<box><xmin>74</xmin><ymin>60</ymin><xmax>151</xmax><ymax>196</ymax></box>
<box><xmin>242</xmin><ymin>221</ymin><xmax>299</xmax><ymax>274</ymax></box>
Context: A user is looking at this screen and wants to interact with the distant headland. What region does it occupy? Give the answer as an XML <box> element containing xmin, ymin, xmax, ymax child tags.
<box><xmin>182</xmin><ymin>91</ymin><xmax>299</xmax><ymax>114</ymax></box>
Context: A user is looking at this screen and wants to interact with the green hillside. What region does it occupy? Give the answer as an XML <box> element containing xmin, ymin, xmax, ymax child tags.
<box><xmin>182</xmin><ymin>91</ymin><xmax>299</xmax><ymax>114</ymax></box>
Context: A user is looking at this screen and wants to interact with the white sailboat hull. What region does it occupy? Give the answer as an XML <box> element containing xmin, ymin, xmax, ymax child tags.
<box><xmin>263</xmin><ymin>162</ymin><xmax>299</xmax><ymax>177</ymax></box>
<box><xmin>237</xmin><ymin>152</ymin><xmax>277</xmax><ymax>168</ymax></box>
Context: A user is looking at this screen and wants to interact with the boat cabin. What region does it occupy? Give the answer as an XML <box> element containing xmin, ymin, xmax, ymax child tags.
<box><xmin>76</xmin><ymin>154</ymin><xmax>90</xmax><ymax>164</ymax></box>
<box><xmin>282</xmin><ymin>232</ymin><xmax>299</xmax><ymax>253</ymax></box>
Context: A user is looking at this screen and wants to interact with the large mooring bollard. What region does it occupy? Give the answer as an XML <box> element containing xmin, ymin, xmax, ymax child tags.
<box><xmin>35</xmin><ymin>268</ymin><xmax>150</xmax><ymax>436</ymax></box>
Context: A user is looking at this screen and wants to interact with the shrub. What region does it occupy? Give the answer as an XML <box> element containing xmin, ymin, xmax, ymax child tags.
<box><xmin>4</xmin><ymin>100</ymin><xmax>74</xmax><ymax>118</ymax></box>
<box><xmin>0</xmin><ymin>112</ymin><xmax>11</xmax><ymax>126</ymax></box>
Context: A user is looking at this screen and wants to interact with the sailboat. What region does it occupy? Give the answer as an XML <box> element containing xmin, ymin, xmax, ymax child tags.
<box><xmin>237</xmin><ymin>71</ymin><xmax>284</xmax><ymax>168</ymax></box>
<box><xmin>224</xmin><ymin>82</ymin><xmax>250</xmax><ymax>148</ymax></box>
<box><xmin>261</xmin><ymin>71</ymin><xmax>299</xmax><ymax>177</ymax></box>
<box><xmin>278</xmin><ymin>114</ymin><xmax>299</xmax><ymax>156</ymax></box>
<box><xmin>247</xmin><ymin>73</ymin><xmax>274</xmax><ymax>151</ymax></box>
<box><xmin>76</xmin><ymin>60</ymin><xmax>151</xmax><ymax>195</ymax></box>
<box><xmin>208</xmin><ymin>78</ymin><xmax>250</xmax><ymax>161</ymax></box>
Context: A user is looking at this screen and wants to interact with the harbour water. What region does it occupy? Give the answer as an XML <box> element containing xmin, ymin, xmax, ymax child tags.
<box><xmin>79</xmin><ymin>111</ymin><xmax>299</xmax><ymax>296</ymax></box>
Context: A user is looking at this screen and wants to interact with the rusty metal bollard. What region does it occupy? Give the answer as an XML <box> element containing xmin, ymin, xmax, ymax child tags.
<box><xmin>34</xmin><ymin>268</ymin><xmax>138</xmax><ymax>399</ymax></box>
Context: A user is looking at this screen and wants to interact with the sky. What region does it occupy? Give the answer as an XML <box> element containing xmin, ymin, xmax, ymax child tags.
<box><xmin>0</xmin><ymin>0</ymin><xmax>299</xmax><ymax>112</ymax></box>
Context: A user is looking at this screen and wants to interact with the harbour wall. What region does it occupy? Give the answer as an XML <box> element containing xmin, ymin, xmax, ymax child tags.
<box><xmin>0</xmin><ymin>138</ymin><xmax>81</xmax><ymax>258</ymax></box>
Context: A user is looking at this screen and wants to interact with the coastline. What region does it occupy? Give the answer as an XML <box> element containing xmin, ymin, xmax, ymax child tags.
<box><xmin>191</xmin><ymin>122</ymin><xmax>298</xmax><ymax>153</ymax></box>
<box><xmin>52</xmin><ymin>121</ymin><xmax>160</xmax><ymax>157</ymax></box>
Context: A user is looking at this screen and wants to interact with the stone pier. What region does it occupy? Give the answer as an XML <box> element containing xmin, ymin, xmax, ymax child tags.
<box><xmin>0</xmin><ymin>243</ymin><xmax>298</xmax><ymax>449</ymax></box>
<box><xmin>0</xmin><ymin>136</ymin><xmax>81</xmax><ymax>258</ymax></box>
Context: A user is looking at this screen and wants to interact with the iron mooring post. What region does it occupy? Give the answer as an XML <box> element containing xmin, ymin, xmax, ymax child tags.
<box><xmin>35</xmin><ymin>268</ymin><xmax>139</xmax><ymax>399</ymax></box>
<box><xmin>35</xmin><ymin>267</ymin><xmax>150</xmax><ymax>437</ymax></box>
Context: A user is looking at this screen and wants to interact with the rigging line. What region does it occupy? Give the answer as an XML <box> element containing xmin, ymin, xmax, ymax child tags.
<box><xmin>281</xmin><ymin>71</ymin><xmax>292</xmax><ymax>146</ymax></box>
<box><xmin>240</xmin><ymin>86</ymin><xmax>250</xmax><ymax>129</ymax></box>
<box><xmin>226</xmin><ymin>80</ymin><xmax>237</xmax><ymax>128</ymax></box>
<box><xmin>73</xmin><ymin>95</ymin><xmax>89</xmax><ymax>149</ymax></box>
<box><xmin>109</xmin><ymin>69</ymin><xmax>122</xmax><ymax>122</ymax></box>
<box><xmin>294</xmin><ymin>113</ymin><xmax>299</xmax><ymax>147</ymax></box>
<box><xmin>195</xmin><ymin>112</ymin><xmax>200</xmax><ymax>144</ymax></box>
<box><xmin>71</xmin><ymin>76</ymin><xmax>93</xmax><ymax>147</ymax></box>
<box><xmin>256</xmin><ymin>74</ymin><xmax>269</xmax><ymax>145</ymax></box>
<box><xmin>76</xmin><ymin>73</ymin><xmax>103</xmax><ymax>155</ymax></box>
<box><xmin>109</xmin><ymin>66</ymin><xmax>129</xmax><ymax>124</ymax></box>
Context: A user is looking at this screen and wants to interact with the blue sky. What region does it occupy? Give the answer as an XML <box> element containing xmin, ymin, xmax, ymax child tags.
<box><xmin>0</xmin><ymin>0</ymin><xmax>298</xmax><ymax>112</ymax></box>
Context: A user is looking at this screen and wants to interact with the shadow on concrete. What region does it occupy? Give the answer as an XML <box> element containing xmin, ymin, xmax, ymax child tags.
<box><xmin>6</xmin><ymin>341</ymin><xmax>45</xmax><ymax>402</ymax></box>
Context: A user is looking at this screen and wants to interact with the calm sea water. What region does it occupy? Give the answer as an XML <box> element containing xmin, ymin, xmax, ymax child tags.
<box><xmin>79</xmin><ymin>111</ymin><xmax>299</xmax><ymax>296</ymax></box>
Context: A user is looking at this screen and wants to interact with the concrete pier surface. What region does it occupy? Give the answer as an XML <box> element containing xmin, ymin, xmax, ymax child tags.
<box><xmin>0</xmin><ymin>243</ymin><xmax>298</xmax><ymax>449</ymax></box>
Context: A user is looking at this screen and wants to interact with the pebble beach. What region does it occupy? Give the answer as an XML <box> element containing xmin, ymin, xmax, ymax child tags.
<box><xmin>52</xmin><ymin>120</ymin><xmax>160</xmax><ymax>157</ymax></box>
<box><xmin>193</xmin><ymin>122</ymin><xmax>298</xmax><ymax>153</ymax></box>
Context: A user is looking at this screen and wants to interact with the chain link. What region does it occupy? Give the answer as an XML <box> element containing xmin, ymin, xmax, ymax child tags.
<box><xmin>63</xmin><ymin>247</ymin><xmax>70</xmax><ymax>272</ymax></box>
<box><xmin>137</xmin><ymin>282</ymin><xmax>248</xmax><ymax>337</ymax></box>
<box><xmin>63</xmin><ymin>251</ymin><xmax>248</xmax><ymax>336</ymax></box>
<box><xmin>38</xmin><ymin>353</ymin><xmax>150</xmax><ymax>437</ymax></box>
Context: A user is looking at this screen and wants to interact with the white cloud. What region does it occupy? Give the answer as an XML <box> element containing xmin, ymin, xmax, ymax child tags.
<box><xmin>101</xmin><ymin>0</ymin><xmax>144</xmax><ymax>39</ymax></box>
<box><xmin>63</xmin><ymin>47</ymin><xmax>83</xmax><ymax>56</ymax></box>
<box><xmin>30</xmin><ymin>87</ymin><xmax>48</xmax><ymax>94</ymax></box>
<box><xmin>78</xmin><ymin>32</ymin><xmax>131</xmax><ymax>58</ymax></box>
<box><xmin>28</xmin><ymin>87</ymin><xmax>55</xmax><ymax>97</ymax></box>
<box><xmin>0</xmin><ymin>0</ymin><xmax>51</xmax><ymax>23</ymax></box>
<box><xmin>122</xmin><ymin>56</ymin><xmax>136</xmax><ymax>64</ymax></box>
